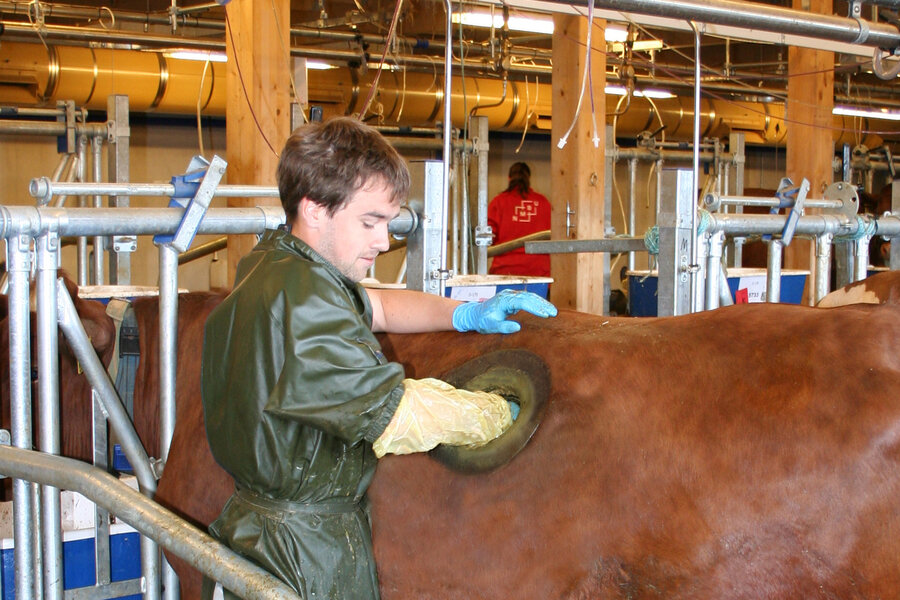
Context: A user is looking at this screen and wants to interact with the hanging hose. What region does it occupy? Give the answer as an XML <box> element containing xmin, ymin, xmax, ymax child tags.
<box><xmin>872</xmin><ymin>47</ymin><xmax>900</xmax><ymax>80</ymax></box>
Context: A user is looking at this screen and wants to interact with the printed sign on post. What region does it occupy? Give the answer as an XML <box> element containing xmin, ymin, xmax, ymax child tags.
<box><xmin>736</xmin><ymin>275</ymin><xmax>767</xmax><ymax>303</ymax></box>
<box><xmin>449</xmin><ymin>285</ymin><xmax>498</xmax><ymax>302</ymax></box>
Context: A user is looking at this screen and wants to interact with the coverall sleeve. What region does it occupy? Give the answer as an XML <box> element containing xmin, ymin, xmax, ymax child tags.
<box><xmin>263</xmin><ymin>273</ymin><xmax>406</xmax><ymax>446</ymax></box>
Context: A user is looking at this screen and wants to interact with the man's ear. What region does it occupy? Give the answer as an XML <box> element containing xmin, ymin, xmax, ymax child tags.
<box><xmin>297</xmin><ymin>197</ymin><xmax>326</xmax><ymax>229</ymax></box>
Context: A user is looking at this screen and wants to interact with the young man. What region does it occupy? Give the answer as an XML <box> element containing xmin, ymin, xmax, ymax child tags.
<box><xmin>200</xmin><ymin>117</ymin><xmax>557</xmax><ymax>599</ymax></box>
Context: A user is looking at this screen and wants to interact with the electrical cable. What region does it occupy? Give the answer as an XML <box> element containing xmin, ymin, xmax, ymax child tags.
<box><xmin>196</xmin><ymin>57</ymin><xmax>210</xmax><ymax>157</ymax></box>
<box><xmin>557</xmin><ymin>0</ymin><xmax>596</xmax><ymax>149</ymax></box>
<box><xmin>357</xmin><ymin>0</ymin><xmax>404</xmax><ymax>120</ymax></box>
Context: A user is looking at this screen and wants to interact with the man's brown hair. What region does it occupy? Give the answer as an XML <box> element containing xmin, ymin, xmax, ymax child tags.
<box><xmin>277</xmin><ymin>116</ymin><xmax>411</xmax><ymax>224</ymax></box>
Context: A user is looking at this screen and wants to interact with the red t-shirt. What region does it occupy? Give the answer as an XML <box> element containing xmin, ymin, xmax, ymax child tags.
<box><xmin>487</xmin><ymin>188</ymin><xmax>552</xmax><ymax>277</ymax></box>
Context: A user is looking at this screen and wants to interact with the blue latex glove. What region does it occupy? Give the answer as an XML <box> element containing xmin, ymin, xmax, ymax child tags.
<box><xmin>452</xmin><ymin>289</ymin><xmax>558</xmax><ymax>334</ymax></box>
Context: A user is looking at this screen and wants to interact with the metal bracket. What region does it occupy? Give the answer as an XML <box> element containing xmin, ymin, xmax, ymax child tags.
<box><xmin>153</xmin><ymin>155</ymin><xmax>227</xmax><ymax>253</ymax></box>
<box><xmin>473</xmin><ymin>224</ymin><xmax>493</xmax><ymax>247</ymax></box>
<box><xmin>780</xmin><ymin>178</ymin><xmax>809</xmax><ymax>246</ymax></box>
<box><xmin>824</xmin><ymin>181</ymin><xmax>861</xmax><ymax>218</ymax></box>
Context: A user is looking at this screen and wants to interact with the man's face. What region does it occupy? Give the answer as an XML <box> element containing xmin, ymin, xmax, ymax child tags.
<box><xmin>315</xmin><ymin>180</ymin><xmax>401</xmax><ymax>282</ymax></box>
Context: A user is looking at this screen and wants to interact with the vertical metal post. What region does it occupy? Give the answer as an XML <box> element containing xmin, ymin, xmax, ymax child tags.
<box><xmin>460</xmin><ymin>150</ymin><xmax>471</xmax><ymax>276</ymax></box>
<box><xmin>76</xmin><ymin>135</ymin><xmax>89</xmax><ymax>287</ymax></box>
<box><xmin>689</xmin><ymin>22</ymin><xmax>703</xmax><ymax>313</ymax></box>
<box><xmin>36</xmin><ymin>234</ymin><xmax>63</xmax><ymax>600</ymax></box>
<box><xmin>158</xmin><ymin>244</ymin><xmax>179</xmax><ymax>600</ymax></box>
<box><xmin>604</xmin><ymin>124</ymin><xmax>615</xmax><ymax>313</ymax></box>
<box><xmin>406</xmin><ymin>161</ymin><xmax>446</xmax><ymax>295</ymax></box>
<box><xmin>92</xmin><ymin>386</ymin><xmax>112</xmax><ymax>589</ymax></box>
<box><xmin>451</xmin><ymin>150</ymin><xmax>461</xmax><ymax>276</ymax></box>
<box><xmin>107</xmin><ymin>95</ymin><xmax>132</xmax><ymax>285</ymax></box>
<box><xmin>727</xmin><ymin>132</ymin><xmax>745</xmax><ymax>268</ymax></box>
<box><xmin>891</xmin><ymin>182</ymin><xmax>900</xmax><ymax>270</ymax></box>
<box><xmin>7</xmin><ymin>235</ymin><xmax>37</xmax><ymax>600</ymax></box>
<box><xmin>92</xmin><ymin>135</ymin><xmax>105</xmax><ymax>285</ymax></box>
<box><xmin>472</xmin><ymin>116</ymin><xmax>491</xmax><ymax>275</ymax></box>
<box><xmin>842</xmin><ymin>144</ymin><xmax>852</xmax><ymax>183</ymax></box>
<box><xmin>705</xmin><ymin>231</ymin><xmax>725</xmax><ymax>310</ymax></box>
<box><xmin>853</xmin><ymin>235</ymin><xmax>870</xmax><ymax>282</ymax></box>
<box><xmin>628</xmin><ymin>157</ymin><xmax>637</xmax><ymax>273</ymax></box>
<box><xmin>658</xmin><ymin>168</ymin><xmax>695</xmax><ymax>316</ymax></box>
<box><xmin>439</xmin><ymin>0</ymin><xmax>453</xmax><ymax>295</ymax></box>
<box><xmin>767</xmin><ymin>239</ymin><xmax>783</xmax><ymax>303</ymax></box>
<box><xmin>815</xmin><ymin>233</ymin><xmax>833</xmax><ymax>303</ymax></box>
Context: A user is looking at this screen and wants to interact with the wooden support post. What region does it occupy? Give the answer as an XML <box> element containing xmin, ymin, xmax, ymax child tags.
<box><xmin>224</xmin><ymin>0</ymin><xmax>291</xmax><ymax>283</ymax></box>
<box><xmin>550</xmin><ymin>14</ymin><xmax>607</xmax><ymax>314</ymax></box>
<box><xmin>786</xmin><ymin>0</ymin><xmax>834</xmax><ymax>304</ymax></box>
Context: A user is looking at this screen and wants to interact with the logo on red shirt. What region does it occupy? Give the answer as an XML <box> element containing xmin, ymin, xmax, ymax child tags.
<box><xmin>513</xmin><ymin>200</ymin><xmax>539</xmax><ymax>222</ymax></box>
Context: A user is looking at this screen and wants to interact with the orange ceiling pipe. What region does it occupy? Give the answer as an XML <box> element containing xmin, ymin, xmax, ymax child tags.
<box><xmin>0</xmin><ymin>40</ymin><xmax>887</xmax><ymax>148</ymax></box>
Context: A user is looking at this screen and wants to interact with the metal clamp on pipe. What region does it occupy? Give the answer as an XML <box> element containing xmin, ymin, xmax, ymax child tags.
<box><xmin>779</xmin><ymin>177</ymin><xmax>809</xmax><ymax>246</ymax></box>
<box><xmin>153</xmin><ymin>155</ymin><xmax>227</xmax><ymax>253</ymax></box>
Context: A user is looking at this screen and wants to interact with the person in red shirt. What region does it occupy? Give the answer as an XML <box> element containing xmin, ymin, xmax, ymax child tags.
<box><xmin>487</xmin><ymin>161</ymin><xmax>552</xmax><ymax>276</ymax></box>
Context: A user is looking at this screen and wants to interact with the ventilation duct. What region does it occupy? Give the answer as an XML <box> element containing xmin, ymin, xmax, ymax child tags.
<box><xmin>0</xmin><ymin>40</ymin><xmax>888</xmax><ymax>148</ymax></box>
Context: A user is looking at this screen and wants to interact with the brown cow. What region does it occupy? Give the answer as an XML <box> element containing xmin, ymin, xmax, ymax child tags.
<box><xmin>154</xmin><ymin>300</ymin><xmax>900</xmax><ymax>599</ymax></box>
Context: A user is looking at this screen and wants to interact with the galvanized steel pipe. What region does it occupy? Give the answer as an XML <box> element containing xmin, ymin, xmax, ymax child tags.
<box><xmin>6</xmin><ymin>235</ymin><xmax>37</xmax><ymax>600</ymax></box>
<box><xmin>36</xmin><ymin>234</ymin><xmax>63</xmax><ymax>600</ymax></box>
<box><xmin>0</xmin><ymin>445</ymin><xmax>301</xmax><ymax>600</ymax></box>
<box><xmin>545</xmin><ymin>0</ymin><xmax>900</xmax><ymax>48</ymax></box>
<box><xmin>767</xmin><ymin>240</ymin><xmax>783</xmax><ymax>303</ymax></box>
<box><xmin>815</xmin><ymin>233</ymin><xmax>834</xmax><ymax>302</ymax></box>
<box><xmin>0</xmin><ymin>206</ymin><xmax>285</xmax><ymax>239</ymax></box>
<box><xmin>30</xmin><ymin>178</ymin><xmax>280</xmax><ymax>203</ymax></box>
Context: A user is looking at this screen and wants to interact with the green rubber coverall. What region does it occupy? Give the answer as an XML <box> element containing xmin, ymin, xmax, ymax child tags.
<box><xmin>201</xmin><ymin>228</ymin><xmax>405</xmax><ymax>599</ymax></box>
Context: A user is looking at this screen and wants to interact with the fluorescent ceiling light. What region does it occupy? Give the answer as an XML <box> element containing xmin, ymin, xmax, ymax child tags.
<box><xmin>451</xmin><ymin>12</ymin><xmax>646</xmax><ymax>44</ymax></box>
<box><xmin>610</xmin><ymin>39</ymin><xmax>664</xmax><ymax>52</ymax></box>
<box><xmin>605</xmin><ymin>26</ymin><xmax>628</xmax><ymax>43</ymax></box>
<box><xmin>606</xmin><ymin>85</ymin><xmax>675</xmax><ymax>99</ymax></box>
<box><xmin>833</xmin><ymin>106</ymin><xmax>900</xmax><ymax>121</ymax></box>
<box><xmin>451</xmin><ymin>10</ymin><xmax>554</xmax><ymax>34</ymax></box>
<box><xmin>306</xmin><ymin>61</ymin><xmax>338</xmax><ymax>70</ymax></box>
<box><xmin>164</xmin><ymin>50</ymin><xmax>227</xmax><ymax>63</ymax></box>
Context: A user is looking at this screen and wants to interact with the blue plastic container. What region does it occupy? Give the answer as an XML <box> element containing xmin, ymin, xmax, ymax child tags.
<box><xmin>443</xmin><ymin>275</ymin><xmax>552</xmax><ymax>302</ymax></box>
<box><xmin>1</xmin><ymin>525</ymin><xmax>141</xmax><ymax>600</ymax></box>
<box><xmin>627</xmin><ymin>268</ymin><xmax>808</xmax><ymax>317</ymax></box>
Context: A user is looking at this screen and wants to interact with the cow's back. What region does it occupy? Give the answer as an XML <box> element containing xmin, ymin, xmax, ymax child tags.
<box><xmin>370</xmin><ymin>304</ymin><xmax>900</xmax><ymax>599</ymax></box>
<box><xmin>157</xmin><ymin>302</ymin><xmax>900</xmax><ymax>599</ymax></box>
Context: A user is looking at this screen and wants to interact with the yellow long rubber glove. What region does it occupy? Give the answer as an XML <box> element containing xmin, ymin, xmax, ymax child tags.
<box><xmin>373</xmin><ymin>378</ymin><xmax>513</xmax><ymax>458</ymax></box>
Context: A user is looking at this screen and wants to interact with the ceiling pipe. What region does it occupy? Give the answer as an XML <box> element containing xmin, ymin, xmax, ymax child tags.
<box><xmin>0</xmin><ymin>2</ymin><xmax>554</xmax><ymax>62</ymax></box>
<box><xmin>0</xmin><ymin>0</ymin><xmax>221</xmax><ymax>28</ymax></box>
<box><xmin>542</xmin><ymin>0</ymin><xmax>900</xmax><ymax>49</ymax></box>
<box><xmin>0</xmin><ymin>39</ymin><xmax>891</xmax><ymax>149</ymax></box>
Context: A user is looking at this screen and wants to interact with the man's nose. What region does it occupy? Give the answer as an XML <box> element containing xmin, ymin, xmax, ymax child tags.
<box><xmin>373</xmin><ymin>224</ymin><xmax>391</xmax><ymax>252</ymax></box>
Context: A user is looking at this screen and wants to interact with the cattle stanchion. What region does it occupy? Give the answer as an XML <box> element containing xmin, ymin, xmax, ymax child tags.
<box><xmin>0</xmin><ymin>445</ymin><xmax>301</xmax><ymax>600</ymax></box>
<box><xmin>1</xmin><ymin>203</ymin><xmax>285</xmax><ymax>600</ymax></box>
<box><xmin>2</xmin><ymin>195</ymin><xmax>422</xmax><ymax>599</ymax></box>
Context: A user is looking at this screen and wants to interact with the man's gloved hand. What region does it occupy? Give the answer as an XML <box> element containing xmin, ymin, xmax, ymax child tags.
<box><xmin>373</xmin><ymin>378</ymin><xmax>513</xmax><ymax>458</ymax></box>
<box><xmin>452</xmin><ymin>289</ymin><xmax>558</xmax><ymax>334</ymax></box>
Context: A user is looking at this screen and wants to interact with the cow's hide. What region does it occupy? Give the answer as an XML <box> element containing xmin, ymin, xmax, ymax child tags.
<box><xmin>153</xmin><ymin>300</ymin><xmax>900</xmax><ymax>599</ymax></box>
<box><xmin>817</xmin><ymin>269</ymin><xmax>900</xmax><ymax>308</ymax></box>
